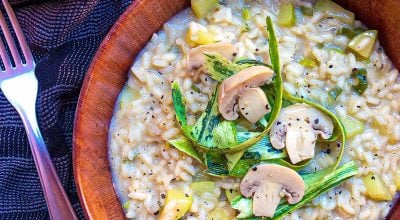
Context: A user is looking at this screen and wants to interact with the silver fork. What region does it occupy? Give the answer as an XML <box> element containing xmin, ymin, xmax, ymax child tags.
<box><xmin>0</xmin><ymin>1</ymin><xmax>77</xmax><ymax>219</ymax></box>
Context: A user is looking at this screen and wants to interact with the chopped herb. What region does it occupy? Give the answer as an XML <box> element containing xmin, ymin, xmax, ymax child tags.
<box><xmin>242</xmin><ymin>8</ymin><xmax>250</xmax><ymax>20</ymax></box>
<box><xmin>191</xmin><ymin>85</ymin><xmax>201</xmax><ymax>93</ymax></box>
<box><xmin>350</xmin><ymin>68</ymin><xmax>368</xmax><ymax>95</ymax></box>
<box><xmin>328</xmin><ymin>87</ymin><xmax>343</xmax><ymax>101</ymax></box>
<box><xmin>299</xmin><ymin>5</ymin><xmax>313</xmax><ymax>16</ymax></box>
<box><xmin>241</xmin><ymin>22</ymin><xmax>250</xmax><ymax>32</ymax></box>
<box><xmin>338</xmin><ymin>27</ymin><xmax>365</xmax><ymax>39</ymax></box>
<box><xmin>299</xmin><ymin>58</ymin><xmax>317</xmax><ymax>67</ymax></box>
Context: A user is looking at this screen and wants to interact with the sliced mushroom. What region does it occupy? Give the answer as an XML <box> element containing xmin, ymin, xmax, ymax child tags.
<box><xmin>217</xmin><ymin>66</ymin><xmax>274</xmax><ymax>121</ymax></box>
<box><xmin>238</xmin><ymin>87</ymin><xmax>271</xmax><ymax>123</ymax></box>
<box><xmin>240</xmin><ymin>164</ymin><xmax>305</xmax><ymax>217</ymax></box>
<box><xmin>187</xmin><ymin>42</ymin><xmax>237</xmax><ymax>71</ymax></box>
<box><xmin>270</xmin><ymin>103</ymin><xmax>334</xmax><ymax>164</ymax></box>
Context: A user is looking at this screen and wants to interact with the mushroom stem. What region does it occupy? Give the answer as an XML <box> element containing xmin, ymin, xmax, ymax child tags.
<box><xmin>239</xmin><ymin>164</ymin><xmax>305</xmax><ymax>218</ymax></box>
<box><xmin>285</xmin><ymin>124</ymin><xmax>317</xmax><ymax>164</ymax></box>
<box><xmin>238</xmin><ymin>87</ymin><xmax>271</xmax><ymax>124</ymax></box>
<box><xmin>253</xmin><ymin>182</ymin><xmax>282</xmax><ymax>217</ymax></box>
<box><xmin>270</xmin><ymin>103</ymin><xmax>334</xmax><ymax>164</ymax></box>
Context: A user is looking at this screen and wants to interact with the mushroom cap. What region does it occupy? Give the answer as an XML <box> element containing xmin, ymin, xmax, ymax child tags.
<box><xmin>187</xmin><ymin>42</ymin><xmax>237</xmax><ymax>71</ymax></box>
<box><xmin>270</xmin><ymin>103</ymin><xmax>334</xmax><ymax>164</ymax></box>
<box><xmin>240</xmin><ymin>164</ymin><xmax>305</xmax><ymax>217</ymax></box>
<box><xmin>238</xmin><ymin>87</ymin><xmax>271</xmax><ymax>123</ymax></box>
<box><xmin>217</xmin><ymin>66</ymin><xmax>274</xmax><ymax>121</ymax></box>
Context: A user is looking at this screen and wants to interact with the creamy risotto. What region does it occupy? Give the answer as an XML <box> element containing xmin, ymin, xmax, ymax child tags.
<box><xmin>109</xmin><ymin>0</ymin><xmax>400</xmax><ymax>219</ymax></box>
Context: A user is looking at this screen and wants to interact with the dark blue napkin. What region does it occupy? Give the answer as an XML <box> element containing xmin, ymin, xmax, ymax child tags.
<box><xmin>0</xmin><ymin>0</ymin><xmax>132</xmax><ymax>219</ymax></box>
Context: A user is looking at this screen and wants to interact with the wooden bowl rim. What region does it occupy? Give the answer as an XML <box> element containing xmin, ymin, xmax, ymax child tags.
<box><xmin>72</xmin><ymin>0</ymin><xmax>141</xmax><ymax>218</ymax></box>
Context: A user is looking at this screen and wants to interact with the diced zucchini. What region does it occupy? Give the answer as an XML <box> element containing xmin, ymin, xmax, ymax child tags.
<box><xmin>118</xmin><ymin>86</ymin><xmax>140</xmax><ymax>110</ymax></box>
<box><xmin>191</xmin><ymin>0</ymin><xmax>219</xmax><ymax>19</ymax></box>
<box><xmin>315</xmin><ymin>0</ymin><xmax>355</xmax><ymax>24</ymax></box>
<box><xmin>277</xmin><ymin>2</ymin><xmax>296</xmax><ymax>27</ymax></box>
<box><xmin>225</xmin><ymin>188</ymin><xmax>241</xmax><ymax>203</ymax></box>
<box><xmin>299</xmin><ymin>58</ymin><xmax>317</xmax><ymax>67</ymax></box>
<box><xmin>326</xmin><ymin>87</ymin><xmax>342</xmax><ymax>107</ymax></box>
<box><xmin>328</xmin><ymin>87</ymin><xmax>342</xmax><ymax>101</ymax></box>
<box><xmin>300</xmin><ymin>5</ymin><xmax>313</xmax><ymax>16</ymax></box>
<box><xmin>186</xmin><ymin>29</ymin><xmax>216</xmax><ymax>46</ymax></box>
<box><xmin>123</xmin><ymin>200</ymin><xmax>130</xmax><ymax>209</ymax></box>
<box><xmin>190</xmin><ymin>181</ymin><xmax>217</xmax><ymax>197</ymax></box>
<box><xmin>395</xmin><ymin>169</ymin><xmax>400</xmax><ymax>190</ymax></box>
<box><xmin>191</xmin><ymin>84</ymin><xmax>201</xmax><ymax>93</ymax></box>
<box><xmin>338</xmin><ymin>27</ymin><xmax>365</xmax><ymax>39</ymax></box>
<box><xmin>339</xmin><ymin>114</ymin><xmax>364</xmax><ymax>138</ymax></box>
<box><xmin>348</xmin><ymin>30</ymin><xmax>378</xmax><ymax>59</ymax></box>
<box><xmin>207</xmin><ymin>207</ymin><xmax>230</xmax><ymax>220</ymax></box>
<box><xmin>350</xmin><ymin>68</ymin><xmax>368</xmax><ymax>95</ymax></box>
<box><xmin>159</xmin><ymin>188</ymin><xmax>193</xmax><ymax>219</ymax></box>
<box><xmin>242</xmin><ymin>8</ymin><xmax>250</xmax><ymax>21</ymax></box>
<box><xmin>362</xmin><ymin>173</ymin><xmax>392</xmax><ymax>201</ymax></box>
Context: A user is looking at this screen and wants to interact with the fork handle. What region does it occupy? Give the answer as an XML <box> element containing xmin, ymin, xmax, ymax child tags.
<box><xmin>18</xmin><ymin>108</ymin><xmax>78</xmax><ymax>220</ymax></box>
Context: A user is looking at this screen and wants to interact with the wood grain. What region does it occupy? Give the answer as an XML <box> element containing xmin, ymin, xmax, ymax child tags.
<box><xmin>73</xmin><ymin>0</ymin><xmax>400</xmax><ymax>219</ymax></box>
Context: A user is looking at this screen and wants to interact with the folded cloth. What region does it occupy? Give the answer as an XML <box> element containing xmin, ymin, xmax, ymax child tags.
<box><xmin>0</xmin><ymin>0</ymin><xmax>132</xmax><ymax>219</ymax></box>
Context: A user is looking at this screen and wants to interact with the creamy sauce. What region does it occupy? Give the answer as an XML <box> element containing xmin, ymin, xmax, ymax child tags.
<box><xmin>108</xmin><ymin>8</ymin><xmax>193</xmax><ymax>207</ymax></box>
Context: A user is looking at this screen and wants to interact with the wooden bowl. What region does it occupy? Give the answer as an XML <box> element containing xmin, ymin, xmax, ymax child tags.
<box><xmin>73</xmin><ymin>0</ymin><xmax>400</xmax><ymax>219</ymax></box>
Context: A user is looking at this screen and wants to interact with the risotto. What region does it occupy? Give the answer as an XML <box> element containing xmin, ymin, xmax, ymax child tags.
<box><xmin>109</xmin><ymin>0</ymin><xmax>400</xmax><ymax>219</ymax></box>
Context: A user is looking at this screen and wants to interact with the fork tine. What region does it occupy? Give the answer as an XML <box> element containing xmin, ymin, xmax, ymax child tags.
<box><xmin>2</xmin><ymin>0</ymin><xmax>33</xmax><ymax>65</ymax></box>
<box><xmin>0</xmin><ymin>32</ymin><xmax>11</xmax><ymax>70</ymax></box>
<box><xmin>0</xmin><ymin>5</ymin><xmax>21</xmax><ymax>67</ymax></box>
